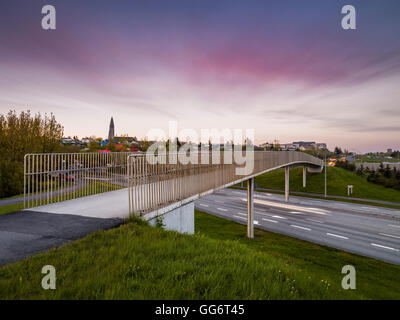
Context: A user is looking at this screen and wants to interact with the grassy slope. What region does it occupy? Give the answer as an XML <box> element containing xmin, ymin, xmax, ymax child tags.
<box><xmin>0</xmin><ymin>203</ymin><xmax>24</xmax><ymax>216</ymax></box>
<box><xmin>254</xmin><ymin>166</ymin><xmax>400</xmax><ymax>203</ymax></box>
<box><xmin>0</xmin><ymin>211</ymin><xmax>399</xmax><ymax>300</ymax></box>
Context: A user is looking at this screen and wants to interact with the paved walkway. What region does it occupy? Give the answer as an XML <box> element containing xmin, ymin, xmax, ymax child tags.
<box><xmin>0</xmin><ymin>210</ymin><xmax>123</xmax><ymax>266</ymax></box>
<box><xmin>29</xmin><ymin>188</ymin><xmax>130</xmax><ymax>219</ymax></box>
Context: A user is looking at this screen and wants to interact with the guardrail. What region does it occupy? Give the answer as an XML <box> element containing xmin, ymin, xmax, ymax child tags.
<box><xmin>127</xmin><ymin>151</ymin><xmax>323</xmax><ymax>216</ymax></box>
<box><xmin>24</xmin><ymin>152</ymin><xmax>134</xmax><ymax>209</ymax></box>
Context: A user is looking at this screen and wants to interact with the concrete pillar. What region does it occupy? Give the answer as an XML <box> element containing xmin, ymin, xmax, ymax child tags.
<box><xmin>303</xmin><ymin>166</ymin><xmax>306</xmax><ymax>188</ymax></box>
<box><xmin>148</xmin><ymin>202</ymin><xmax>195</xmax><ymax>234</ymax></box>
<box><xmin>285</xmin><ymin>166</ymin><xmax>290</xmax><ymax>202</ymax></box>
<box><xmin>247</xmin><ymin>178</ymin><xmax>254</xmax><ymax>238</ymax></box>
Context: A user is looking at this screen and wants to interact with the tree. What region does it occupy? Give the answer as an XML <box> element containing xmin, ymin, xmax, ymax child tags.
<box><xmin>334</xmin><ymin>146</ymin><xmax>342</xmax><ymax>155</ymax></box>
<box><xmin>383</xmin><ymin>165</ymin><xmax>392</xmax><ymax>179</ymax></box>
<box><xmin>0</xmin><ymin>110</ymin><xmax>64</xmax><ymax>197</ymax></box>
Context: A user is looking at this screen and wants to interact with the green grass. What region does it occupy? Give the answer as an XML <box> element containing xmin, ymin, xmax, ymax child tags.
<box><xmin>0</xmin><ymin>211</ymin><xmax>398</xmax><ymax>299</ymax></box>
<box><xmin>0</xmin><ymin>202</ymin><xmax>24</xmax><ymax>215</ymax></box>
<box><xmin>253</xmin><ymin>166</ymin><xmax>400</xmax><ymax>204</ymax></box>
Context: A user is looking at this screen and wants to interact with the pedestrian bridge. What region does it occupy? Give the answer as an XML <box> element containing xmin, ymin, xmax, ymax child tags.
<box><xmin>24</xmin><ymin>151</ymin><xmax>323</xmax><ymax>237</ymax></box>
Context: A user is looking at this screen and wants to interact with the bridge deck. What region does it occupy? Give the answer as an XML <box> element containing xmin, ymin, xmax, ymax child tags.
<box><xmin>26</xmin><ymin>188</ymin><xmax>129</xmax><ymax>219</ymax></box>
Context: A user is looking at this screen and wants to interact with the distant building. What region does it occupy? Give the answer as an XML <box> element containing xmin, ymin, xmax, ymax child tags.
<box><xmin>259</xmin><ymin>142</ymin><xmax>272</xmax><ymax>150</ymax></box>
<box><xmin>316</xmin><ymin>143</ymin><xmax>327</xmax><ymax>150</ymax></box>
<box><xmin>108</xmin><ymin>117</ymin><xmax>115</xmax><ymax>140</ymax></box>
<box><xmin>387</xmin><ymin>148</ymin><xmax>393</xmax><ymax>154</ymax></box>
<box><xmin>293</xmin><ymin>141</ymin><xmax>327</xmax><ymax>150</ymax></box>
<box><xmin>292</xmin><ymin>141</ymin><xmax>315</xmax><ymax>148</ymax></box>
<box><xmin>280</xmin><ymin>143</ymin><xmax>297</xmax><ymax>151</ymax></box>
<box><xmin>299</xmin><ymin>145</ymin><xmax>315</xmax><ymax>151</ymax></box>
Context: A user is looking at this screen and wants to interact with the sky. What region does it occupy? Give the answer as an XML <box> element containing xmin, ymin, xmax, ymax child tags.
<box><xmin>0</xmin><ymin>0</ymin><xmax>399</xmax><ymax>153</ymax></box>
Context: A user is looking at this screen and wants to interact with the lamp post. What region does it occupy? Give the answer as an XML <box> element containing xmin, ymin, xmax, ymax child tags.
<box><xmin>324</xmin><ymin>153</ymin><xmax>327</xmax><ymax>198</ymax></box>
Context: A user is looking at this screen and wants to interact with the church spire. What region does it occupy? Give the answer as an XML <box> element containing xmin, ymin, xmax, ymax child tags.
<box><xmin>108</xmin><ymin>117</ymin><xmax>115</xmax><ymax>141</ymax></box>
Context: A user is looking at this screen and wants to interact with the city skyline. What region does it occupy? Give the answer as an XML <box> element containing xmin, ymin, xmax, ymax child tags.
<box><xmin>1</xmin><ymin>1</ymin><xmax>400</xmax><ymax>153</ymax></box>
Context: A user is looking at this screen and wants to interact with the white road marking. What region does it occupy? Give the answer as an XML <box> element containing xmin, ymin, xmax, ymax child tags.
<box><xmin>272</xmin><ymin>215</ymin><xmax>287</xmax><ymax>220</ymax></box>
<box><xmin>254</xmin><ymin>220</ymin><xmax>259</xmax><ymax>225</ymax></box>
<box><xmin>327</xmin><ymin>233</ymin><xmax>349</xmax><ymax>240</ymax></box>
<box><xmin>307</xmin><ymin>218</ymin><xmax>323</xmax><ymax>224</ymax></box>
<box><xmin>290</xmin><ymin>225</ymin><xmax>311</xmax><ymax>231</ymax></box>
<box><xmin>217</xmin><ymin>208</ymin><xmax>227</xmax><ymax>211</ymax></box>
<box><xmin>379</xmin><ymin>233</ymin><xmax>400</xmax><ymax>239</ymax></box>
<box><xmin>236</xmin><ymin>212</ymin><xmax>247</xmax><ymax>216</ymax></box>
<box><xmin>262</xmin><ymin>218</ymin><xmax>278</xmax><ymax>223</ymax></box>
<box><xmin>199</xmin><ymin>204</ymin><xmax>209</xmax><ymax>207</ymax></box>
<box><xmin>307</xmin><ymin>207</ymin><xmax>330</xmax><ymax>213</ymax></box>
<box><xmin>255</xmin><ymin>211</ymin><xmax>274</xmax><ymax>217</ymax></box>
<box><xmin>290</xmin><ymin>211</ymin><xmax>304</xmax><ymax>214</ymax></box>
<box><xmin>242</xmin><ymin>198</ymin><xmax>328</xmax><ymax>215</ymax></box>
<box><xmin>371</xmin><ymin>243</ymin><xmax>399</xmax><ymax>252</ymax></box>
<box><xmin>233</xmin><ymin>215</ymin><xmax>246</xmax><ymax>220</ymax></box>
<box><xmin>388</xmin><ymin>224</ymin><xmax>400</xmax><ymax>229</ymax></box>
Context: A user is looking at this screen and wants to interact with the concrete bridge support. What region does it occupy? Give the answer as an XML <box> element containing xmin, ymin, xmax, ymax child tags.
<box><xmin>303</xmin><ymin>166</ymin><xmax>307</xmax><ymax>188</ymax></box>
<box><xmin>147</xmin><ymin>202</ymin><xmax>195</xmax><ymax>234</ymax></box>
<box><xmin>247</xmin><ymin>177</ymin><xmax>254</xmax><ymax>238</ymax></box>
<box><xmin>285</xmin><ymin>166</ymin><xmax>290</xmax><ymax>202</ymax></box>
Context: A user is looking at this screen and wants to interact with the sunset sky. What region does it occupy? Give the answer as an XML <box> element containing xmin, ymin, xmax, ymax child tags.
<box><xmin>1</xmin><ymin>0</ymin><xmax>399</xmax><ymax>152</ymax></box>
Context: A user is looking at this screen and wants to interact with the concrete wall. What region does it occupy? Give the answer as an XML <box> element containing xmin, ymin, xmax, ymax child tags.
<box><xmin>148</xmin><ymin>202</ymin><xmax>194</xmax><ymax>234</ymax></box>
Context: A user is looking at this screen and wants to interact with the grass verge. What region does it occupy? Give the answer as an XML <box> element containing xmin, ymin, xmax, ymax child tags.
<box><xmin>1</xmin><ymin>210</ymin><xmax>399</xmax><ymax>299</ymax></box>
<box><xmin>0</xmin><ymin>203</ymin><xmax>24</xmax><ymax>216</ymax></box>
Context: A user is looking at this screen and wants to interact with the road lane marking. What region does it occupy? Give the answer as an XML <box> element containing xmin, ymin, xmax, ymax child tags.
<box><xmin>236</xmin><ymin>212</ymin><xmax>247</xmax><ymax>216</ymax></box>
<box><xmin>307</xmin><ymin>219</ymin><xmax>323</xmax><ymax>224</ymax></box>
<box><xmin>290</xmin><ymin>225</ymin><xmax>311</xmax><ymax>231</ymax></box>
<box><xmin>272</xmin><ymin>215</ymin><xmax>287</xmax><ymax>220</ymax></box>
<box><xmin>262</xmin><ymin>218</ymin><xmax>278</xmax><ymax>223</ymax></box>
<box><xmin>199</xmin><ymin>204</ymin><xmax>209</xmax><ymax>207</ymax></box>
<box><xmin>327</xmin><ymin>233</ymin><xmax>349</xmax><ymax>240</ymax></box>
<box><xmin>371</xmin><ymin>243</ymin><xmax>399</xmax><ymax>252</ymax></box>
<box><xmin>388</xmin><ymin>224</ymin><xmax>400</xmax><ymax>228</ymax></box>
<box><xmin>217</xmin><ymin>208</ymin><xmax>227</xmax><ymax>211</ymax></box>
<box><xmin>241</xmin><ymin>198</ymin><xmax>328</xmax><ymax>215</ymax></box>
<box><xmin>255</xmin><ymin>211</ymin><xmax>274</xmax><ymax>217</ymax></box>
<box><xmin>307</xmin><ymin>207</ymin><xmax>330</xmax><ymax>213</ymax></box>
<box><xmin>233</xmin><ymin>215</ymin><xmax>246</xmax><ymax>220</ymax></box>
<box><xmin>379</xmin><ymin>233</ymin><xmax>400</xmax><ymax>239</ymax></box>
<box><xmin>290</xmin><ymin>211</ymin><xmax>304</xmax><ymax>214</ymax></box>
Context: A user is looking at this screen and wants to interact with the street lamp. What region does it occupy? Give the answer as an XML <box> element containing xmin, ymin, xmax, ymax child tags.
<box><xmin>324</xmin><ymin>153</ymin><xmax>327</xmax><ymax>198</ymax></box>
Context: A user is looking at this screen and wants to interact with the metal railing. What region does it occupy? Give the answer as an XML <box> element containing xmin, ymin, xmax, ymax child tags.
<box><xmin>127</xmin><ymin>151</ymin><xmax>323</xmax><ymax>216</ymax></box>
<box><xmin>24</xmin><ymin>152</ymin><xmax>134</xmax><ymax>209</ymax></box>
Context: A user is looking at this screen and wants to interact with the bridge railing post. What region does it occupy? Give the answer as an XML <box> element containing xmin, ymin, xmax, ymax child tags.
<box><xmin>285</xmin><ymin>166</ymin><xmax>290</xmax><ymax>202</ymax></box>
<box><xmin>247</xmin><ymin>177</ymin><xmax>254</xmax><ymax>238</ymax></box>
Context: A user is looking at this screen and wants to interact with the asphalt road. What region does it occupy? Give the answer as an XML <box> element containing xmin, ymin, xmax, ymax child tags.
<box><xmin>195</xmin><ymin>189</ymin><xmax>400</xmax><ymax>265</ymax></box>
